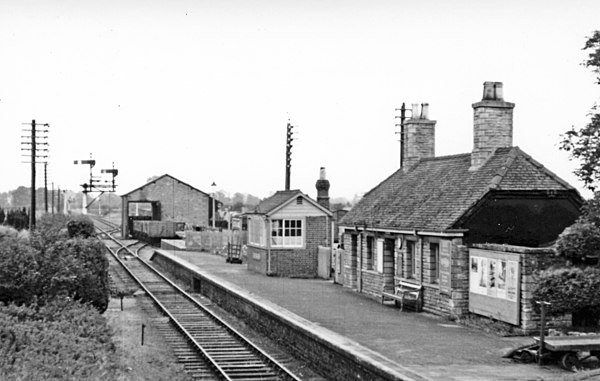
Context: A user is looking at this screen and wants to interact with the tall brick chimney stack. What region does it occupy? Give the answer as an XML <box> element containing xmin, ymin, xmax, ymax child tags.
<box><xmin>402</xmin><ymin>103</ymin><xmax>436</xmax><ymax>172</ymax></box>
<box><xmin>470</xmin><ymin>81</ymin><xmax>515</xmax><ymax>169</ymax></box>
<box><xmin>315</xmin><ymin>167</ymin><xmax>330</xmax><ymax>210</ymax></box>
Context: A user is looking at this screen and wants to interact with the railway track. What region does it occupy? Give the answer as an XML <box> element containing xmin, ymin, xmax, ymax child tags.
<box><xmin>91</xmin><ymin>216</ymin><xmax>303</xmax><ymax>381</ymax></box>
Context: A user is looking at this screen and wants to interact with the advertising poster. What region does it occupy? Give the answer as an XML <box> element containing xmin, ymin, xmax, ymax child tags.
<box><xmin>470</xmin><ymin>256</ymin><xmax>479</xmax><ymax>291</ymax></box>
<box><xmin>479</xmin><ymin>258</ymin><xmax>488</xmax><ymax>289</ymax></box>
<box><xmin>496</xmin><ymin>260</ymin><xmax>507</xmax><ymax>300</ymax></box>
<box><xmin>470</xmin><ymin>256</ymin><xmax>513</xmax><ymax>300</ymax></box>
<box><xmin>439</xmin><ymin>240</ymin><xmax>452</xmax><ymax>294</ymax></box>
<box><xmin>487</xmin><ymin>259</ymin><xmax>497</xmax><ymax>298</ymax></box>
<box><xmin>506</xmin><ymin>260</ymin><xmax>518</xmax><ymax>301</ymax></box>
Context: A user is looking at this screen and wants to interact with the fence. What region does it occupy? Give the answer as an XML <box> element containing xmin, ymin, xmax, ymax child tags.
<box><xmin>185</xmin><ymin>229</ymin><xmax>247</xmax><ymax>254</ymax></box>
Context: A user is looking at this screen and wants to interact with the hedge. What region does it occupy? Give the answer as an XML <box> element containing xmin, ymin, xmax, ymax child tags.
<box><xmin>40</xmin><ymin>238</ymin><xmax>110</xmax><ymax>313</ymax></box>
<box><xmin>533</xmin><ymin>267</ymin><xmax>600</xmax><ymax>325</ymax></box>
<box><xmin>555</xmin><ymin>221</ymin><xmax>600</xmax><ymax>263</ymax></box>
<box><xmin>66</xmin><ymin>215</ymin><xmax>96</xmax><ymax>239</ymax></box>
<box><xmin>0</xmin><ymin>238</ymin><xmax>40</xmax><ymax>306</ymax></box>
<box><xmin>0</xmin><ymin>216</ymin><xmax>110</xmax><ymax>313</ymax></box>
<box><xmin>0</xmin><ymin>298</ymin><xmax>118</xmax><ymax>380</ymax></box>
<box><xmin>30</xmin><ymin>214</ymin><xmax>70</xmax><ymax>251</ymax></box>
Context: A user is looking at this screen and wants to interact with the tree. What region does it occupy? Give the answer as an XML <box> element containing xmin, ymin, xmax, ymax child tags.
<box><xmin>560</xmin><ymin>31</ymin><xmax>600</xmax><ymax>191</ymax></box>
<box><xmin>555</xmin><ymin>221</ymin><xmax>600</xmax><ymax>264</ymax></box>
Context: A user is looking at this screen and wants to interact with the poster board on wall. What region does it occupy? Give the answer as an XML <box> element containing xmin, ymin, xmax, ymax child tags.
<box><xmin>439</xmin><ymin>240</ymin><xmax>452</xmax><ymax>295</ymax></box>
<box><xmin>468</xmin><ymin>248</ymin><xmax>521</xmax><ymax>325</ymax></box>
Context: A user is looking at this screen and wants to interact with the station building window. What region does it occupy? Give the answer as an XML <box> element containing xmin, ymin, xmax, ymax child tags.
<box><xmin>366</xmin><ymin>236</ymin><xmax>374</xmax><ymax>270</ymax></box>
<box><xmin>406</xmin><ymin>240</ymin><xmax>416</xmax><ymax>279</ymax></box>
<box><xmin>271</xmin><ymin>218</ymin><xmax>303</xmax><ymax>247</ymax></box>
<box><xmin>430</xmin><ymin>242</ymin><xmax>440</xmax><ymax>284</ymax></box>
<box><xmin>396</xmin><ymin>238</ymin><xmax>403</xmax><ymax>277</ymax></box>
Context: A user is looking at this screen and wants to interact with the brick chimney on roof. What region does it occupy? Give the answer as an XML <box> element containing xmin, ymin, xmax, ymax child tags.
<box><xmin>315</xmin><ymin>167</ymin><xmax>330</xmax><ymax>210</ymax></box>
<box><xmin>402</xmin><ymin>103</ymin><xmax>436</xmax><ymax>172</ymax></box>
<box><xmin>470</xmin><ymin>81</ymin><xmax>515</xmax><ymax>169</ymax></box>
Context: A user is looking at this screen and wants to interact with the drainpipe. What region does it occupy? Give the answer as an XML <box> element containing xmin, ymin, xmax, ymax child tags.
<box><xmin>330</xmin><ymin>217</ymin><xmax>334</xmax><ymax>280</ymax></box>
<box><xmin>266</xmin><ymin>217</ymin><xmax>272</xmax><ymax>275</ymax></box>
<box><xmin>358</xmin><ymin>228</ymin><xmax>364</xmax><ymax>293</ymax></box>
<box><xmin>417</xmin><ymin>231</ymin><xmax>423</xmax><ymax>284</ymax></box>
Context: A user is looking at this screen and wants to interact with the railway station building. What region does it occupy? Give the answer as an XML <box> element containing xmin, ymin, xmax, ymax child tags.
<box><xmin>120</xmin><ymin>174</ymin><xmax>219</xmax><ymax>238</ymax></box>
<box><xmin>245</xmin><ymin>172</ymin><xmax>333</xmax><ymax>277</ymax></box>
<box><xmin>338</xmin><ymin>82</ymin><xmax>583</xmax><ymax>328</ymax></box>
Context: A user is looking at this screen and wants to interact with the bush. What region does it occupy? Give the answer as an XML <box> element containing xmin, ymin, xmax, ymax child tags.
<box><xmin>0</xmin><ymin>238</ymin><xmax>40</xmax><ymax>306</ymax></box>
<box><xmin>555</xmin><ymin>221</ymin><xmax>600</xmax><ymax>264</ymax></box>
<box><xmin>67</xmin><ymin>215</ymin><xmax>96</xmax><ymax>238</ymax></box>
<box><xmin>40</xmin><ymin>238</ymin><xmax>110</xmax><ymax>313</ymax></box>
<box><xmin>0</xmin><ymin>298</ymin><xmax>117</xmax><ymax>380</ymax></box>
<box><xmin>0</xmin><ymin>225</ymin><xmax>20</xmax><ymax>241</ymax></box>
<box><xmin>29</xmin><ymin>214</ymin><xmax>69</xmax><ymax>252</ymax></box>
<box><xmin>533</xmin><ymin>267</ymin><xmax>600</xmax><ymax>326</ymax></box>
<box><xmin>0</xmin><ymin>235</ymin><xmax>110</xmax><ymax>314</ymax></box>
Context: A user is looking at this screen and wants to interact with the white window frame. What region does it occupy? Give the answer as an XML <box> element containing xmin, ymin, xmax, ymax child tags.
<box><xmin>248</xmin><ymin>216</ymin><xmax>266</xmax><ymax>247</ymax></box>
<box><xmin>271</xmin><ymin>218</ymin><xmax>304</xmax><ymax>247</ymax></box>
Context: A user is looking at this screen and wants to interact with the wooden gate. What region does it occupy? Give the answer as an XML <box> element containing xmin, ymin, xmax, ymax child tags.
<box><xmin>317</xmin><ymin>246</ymin><xmax>331</xmax><ymax>279</ymax></box>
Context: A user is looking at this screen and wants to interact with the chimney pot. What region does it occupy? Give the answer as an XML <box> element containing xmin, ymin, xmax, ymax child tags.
<box><xmin>494</xmin><ymin>83</ymin><xmax>504</xmax><ymax>100</ymax></box>
<box><xmin>421</xmin><ymin>103</ymin><xmax>429</xmax><ymax>120</ymax></box>
<box><xmin>482</xmin><ymin>81</ymin><xmax>504</xmax><ymax>101</ymax></box>
<box><xmin>411</xmin><ymin>103</ymin><xmax>420</xmax><ymax>119</ymax></box>
<box><xmin>319</xmin><ymin>167</ymin><xmax>326</xmax><ymax>180</ymax></box>
<box><xmin>482</xmin><ymin>82</ymin><xmax>495</xmax><ymax>100</ymax></box>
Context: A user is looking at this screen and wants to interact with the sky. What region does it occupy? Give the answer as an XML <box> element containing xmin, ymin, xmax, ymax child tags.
<box><xmin>1</xmin><ymin>0</ymin><xmax>599</xmax><ymax>202</ymax></box>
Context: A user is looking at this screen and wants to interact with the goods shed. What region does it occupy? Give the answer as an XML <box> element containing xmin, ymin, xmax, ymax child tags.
<box><xmin>120</xmin><ymin>174</ymin><xmax>218</xmax><ymax>238</ymax></box>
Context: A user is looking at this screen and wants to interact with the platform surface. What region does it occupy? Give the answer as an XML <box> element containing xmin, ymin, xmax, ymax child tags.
<box><xmin>142</xmin><ymin>248</ymin><xmax>583</xmax><ymax>381</ymax></box>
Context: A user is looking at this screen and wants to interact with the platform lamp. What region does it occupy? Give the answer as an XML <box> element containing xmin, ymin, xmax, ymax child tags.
<box><xmin>211</xmin><ymin>181</ymin><xmax>217</xmax><ymax>229</ymax></box>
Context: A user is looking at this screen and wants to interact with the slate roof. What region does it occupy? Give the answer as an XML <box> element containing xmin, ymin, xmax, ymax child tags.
<box><xmin>339</xmin><ymin>147</ymin><xmax>581</xmax><ymax>232</ymax></box>
<box><xmin>121</xmin><ymin>174</ymin><xmax>210</xmax><ymax>197</ymax></box>
<box><xmin>252</xmin><ymin>190</ymin><xmax>305</xmax><ymax>214</ymax></box>
<box><xmin>250</xmin><ymin>189</ymin><xmax>332</xmax><ymax>216</ymax></box>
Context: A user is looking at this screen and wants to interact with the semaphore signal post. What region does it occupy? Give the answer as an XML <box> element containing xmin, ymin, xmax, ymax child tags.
<box><xmin>74</xmin><ymin>156</ymin><xmax>118</xmax><ymax>214</ymax></box>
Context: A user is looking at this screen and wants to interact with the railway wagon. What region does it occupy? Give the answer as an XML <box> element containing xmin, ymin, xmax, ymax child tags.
<box><xmin>132</xmin><ymin>220</ymin><xmax>179</xmax><ymax>245</ymax></box>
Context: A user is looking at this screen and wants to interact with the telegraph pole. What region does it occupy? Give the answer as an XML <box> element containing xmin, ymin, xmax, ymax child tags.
<box><xmin>44</xmin><ymin>162</ymin><xmax>48</xmax><ymax>213</ymax></box>
<box><xmin>30</xmin><ymin>120</ymin><xmax>36</xmax><ymax>228</ymax></box>
<box><xmin>21</xmin><ymin>119</ymin><xmax>49</xmax><ymax>230</ymax></box>
<box><xmin>285</xmin><ymin>122</ymin><xmax>294</xmax><ymax>190</ymax></box>
<box><xmin>395</xmin><ymin>103</ymin><xmax>407</xmax><ymax>169</ymax></box>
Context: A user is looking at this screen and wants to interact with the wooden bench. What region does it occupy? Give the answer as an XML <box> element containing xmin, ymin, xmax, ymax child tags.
<box><xmin>381</xmin><ymin>281</ymin><xmax>423</xmax><ymax>312</ymax></box>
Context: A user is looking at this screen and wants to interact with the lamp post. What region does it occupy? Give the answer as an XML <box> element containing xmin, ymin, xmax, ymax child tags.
<box><xmin>211</xmin><ymin>182</ymin><xmax>217</xmax><ymax>229</ymax></box>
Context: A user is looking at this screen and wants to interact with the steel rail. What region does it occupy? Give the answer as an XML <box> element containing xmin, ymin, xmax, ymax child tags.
<box><xmin>99</xmin><ymin>226</ymin><xmax>232</xmax><ymax>380</ymax></box>
<box><xmin>94</xmin><ymin>218</ymin><xmax>301</xmax><ymax>381</ymax></box>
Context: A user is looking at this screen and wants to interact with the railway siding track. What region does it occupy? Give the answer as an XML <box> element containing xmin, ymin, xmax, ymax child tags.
<box><xmin>92</xmin><ymin>216</ymin><xmax>302</xmax><ymax>381</ymax></box>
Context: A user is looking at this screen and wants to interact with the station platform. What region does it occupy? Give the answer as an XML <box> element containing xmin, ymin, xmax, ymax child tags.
<box><xmin>141</xmin><ymin>248</ymin><xmax>576</xmax><ymax>381</ymax></box>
